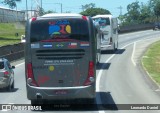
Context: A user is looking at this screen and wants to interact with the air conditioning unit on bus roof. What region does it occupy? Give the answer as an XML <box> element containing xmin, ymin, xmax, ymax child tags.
<box><xmin>41</xmin><ymin>13</ymin><xmax>82</xmax><ymax>18</ymax></box>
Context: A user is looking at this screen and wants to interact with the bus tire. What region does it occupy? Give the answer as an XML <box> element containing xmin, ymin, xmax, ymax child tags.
<box><xmin>111</xmin><ymin>43</ymin><xmax>116</xmax><ymax>53</ymax></box>
<box><xmin>31</xmin><ymin>100</ymin><xmax>37</xmax><ymax>106</ymax></box>
<box><xmin>11</xmin><ymin>81</ymin><xmax>14</xmax><ymax>89</ymax></box>
<box><xmin>31</xmin><ymin>100</ymin><xmax>44</xmax><ymax>105</ymax></box>
<box><xmin>115</xmin><ymin>42</ymin><xmax>118</xmax><ymax>51</ymax></box>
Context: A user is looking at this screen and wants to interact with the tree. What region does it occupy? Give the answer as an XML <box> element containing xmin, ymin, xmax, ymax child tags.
<box><xmin>139</xmin><ymin>3</ymin><xmax>152</xmax><ymax>23</ymax></box>
<box><xmin>44</xmin><ymin>10</ymin><xmax>57</xmax><ymax>14</ymax></box>
<box><xmin>120</xmin><ymin>0</ymin><xmax>160</xmax><ymax>25</ymax></box>
<box><xmin>154</xmin><ymin>1</ymin><xmax>160</xmax><ymax>19</ymax></box>
<box><xmin>126</xmin><ymin>1</ymin><xmax>141</xmax><ymax>23</ymax></box>
<box><xmin>38</xmin><ymin>7</ymin><xmax>45</xmax><ymax>16</ymax></box>
<box><xmin>80</xmin><ymin>8</ymin><xmax>111</xmax><ymax>17</ymax></box>
<box><xmin>81</xmin><ymin>3</ymin><xmax>96</xmax><ymax>11</ymax></box>
<box><xmin>1</xmin><ymin>0</ymin><xmax>21</xmax><ymax>9</ymax></box>
<box><xmin>149</xmin><ymin>0</ymin><xmax>160</xmax><ymax>21</ymax></box>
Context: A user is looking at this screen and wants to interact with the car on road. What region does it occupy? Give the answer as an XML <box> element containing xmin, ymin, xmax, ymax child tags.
<box><xmin>0</xmin><ymin>58</ymin><xmax>15</xmax><ymax>91</ymax></box>
<box><xmin>153</xmin><ymin>22</ymin><xmax>160</xmax><ymax>30</ymax></box>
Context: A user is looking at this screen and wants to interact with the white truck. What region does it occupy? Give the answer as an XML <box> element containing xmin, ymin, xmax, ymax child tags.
<box><xmin>92</xmin><ymin>15</ymin><xmax>119</xmax><ymax>52</ymax></box>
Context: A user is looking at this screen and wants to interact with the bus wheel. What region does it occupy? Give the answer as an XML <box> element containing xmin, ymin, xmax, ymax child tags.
<box><xmin>115</xmin><ymin>42</ymin><xmax>118</xmax><ymax>51</ymax></box>
<box><xmin>11</xmin><ymin>81</ymin><xmax>14</xmax><ymax>91</ymax></box>
<box><xmin>111</xmin><ymin>43</ymin><xmax>116</xmax><ymax>53</ymax></box>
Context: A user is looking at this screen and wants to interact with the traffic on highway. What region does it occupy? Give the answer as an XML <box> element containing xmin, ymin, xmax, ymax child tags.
<box><xmin>0</xmin><ymin>0</ymin><xmax>160</xmax><ymax>113</ymax></box>
<box><xmin>0</xmin><ymin>29</ymin><xmax>160</xmax><ymax>113</ymax></box>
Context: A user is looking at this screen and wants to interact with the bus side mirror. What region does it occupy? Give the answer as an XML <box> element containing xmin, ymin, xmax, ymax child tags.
<box><xmin>12</xmin><ymin>66</ymin><xmax>15</xmax><ymax>69</ymax></box>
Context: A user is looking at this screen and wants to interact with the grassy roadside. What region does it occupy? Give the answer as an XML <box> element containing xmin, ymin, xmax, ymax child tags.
<box><xmin>142</xmin><ymin>41</ymin><xmax>160</xmax><ymax>85</ymax></box>
<box><xmin>0</xmin><ymin>23</ymin><xmax>25</xmax><ymax>46</ymax></box>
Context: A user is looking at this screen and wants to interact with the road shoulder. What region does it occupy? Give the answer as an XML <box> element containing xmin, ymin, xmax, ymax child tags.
<box><xmin>134</xmin><ymin>38</ymin><xmax>160</xmax><ymax>92</ymax></box>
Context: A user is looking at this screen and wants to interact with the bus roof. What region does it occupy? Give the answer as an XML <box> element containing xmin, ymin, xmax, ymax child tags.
<box><xmin>41</xmin><ymin>13</ymin><xmax>82</xmax><ymax>18</ymax></box>
<box><xmin>92</xmin><ymin>15</ymin><xmax>113</xmax><ymax>18</ymax></box>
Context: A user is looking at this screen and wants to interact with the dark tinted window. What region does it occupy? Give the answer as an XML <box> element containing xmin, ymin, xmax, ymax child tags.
<box><xmin>99</xmin><ymin>18</ymin><xmax>110</xmax><ymax>26</ymax></box>
<box><xmin>94</xmin><ymin>18</ymin><xmax>110</xmax><ymax>26</ymax></box>
<box><xmin>30</xmin><ymin>18</ymin><xmax>89</xmax><ymax>42</ymax></box>
<box><xmin>0</xmin><ymin>62</ymin><xmax>4</xmax><ymax>69</ymax></box>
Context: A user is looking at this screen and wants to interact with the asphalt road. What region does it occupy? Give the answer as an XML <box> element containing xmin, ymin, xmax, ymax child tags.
<box><xmin>0</xmin><ymin>30</ymin><xmax>160</xmax><ymax>113</ymax></box>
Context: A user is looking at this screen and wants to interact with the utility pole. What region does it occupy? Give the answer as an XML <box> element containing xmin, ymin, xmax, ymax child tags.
<box><xmin>61</xmin><ymin>3</ymin><xmax>62</xmax><ymax>13</ymax></box>
<box><xmin>55</xmin><ymin>3</ymin><xmax>62</xmax><ymax>13</ymax></box>
<box><xmin>117</xmin><ymin>6</ymin><xmax>123</xmax><ymax>16</ymax></box>
<box><xmin>41</xmin><ymin>0</ymin><xmax>42</xmax><ymax>9</ymax></box>
<box><xmin>26</xmin><ymin>0</ymin><xmax>28</xmax><ymax>20</ymax></box>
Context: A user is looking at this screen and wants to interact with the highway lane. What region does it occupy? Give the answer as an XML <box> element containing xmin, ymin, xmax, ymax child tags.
<box><xmin>0</xmin><ymin>30</ymin><xmax>160</xmax><ymax>113</ymax></box>
<box><xmin>98</xmin><ymin>30</ymin><xmax>160</xmax><ymax>113</ymax></box>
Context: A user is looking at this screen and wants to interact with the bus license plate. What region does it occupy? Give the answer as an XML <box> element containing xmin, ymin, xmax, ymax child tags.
<box><xmin>55</xmin><ymin>90</ymin><xmax>68</xmax><ymax>95</ymax></box>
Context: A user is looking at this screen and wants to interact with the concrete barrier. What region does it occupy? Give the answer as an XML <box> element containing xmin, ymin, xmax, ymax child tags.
<box><xmin>0</xmin><ymin>43</ymin><xmax>24</xmax><ymax>62</ymax></box>
<box><xmin>119</xmin><ymin>23</ymin><xmax>153</xmax><ymax>34</ymax></box>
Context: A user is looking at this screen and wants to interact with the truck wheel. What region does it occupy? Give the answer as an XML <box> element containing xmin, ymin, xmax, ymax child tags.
<box><xmin>11</xmin><ymin>81</ymin><xmax>14</xmax><ymax>89</ymax></box>
<box><xmin>7</xmin><ymin>85</ymin><xmax>11</xmax><ymax>92</ymax></box>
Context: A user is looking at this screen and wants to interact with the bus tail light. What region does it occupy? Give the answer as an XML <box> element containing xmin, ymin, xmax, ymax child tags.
<box><xmin>27</xmin><ymin>63</ymin><xmax>39</xmax><ymax>87</ymax></box>
<box><xmin>82</xmin><ymin>16</ymin><xmax>87</xmax><ymax>21</ymax></box>
<box><xmin>84</xmin><ymin>61</ymin><xmax>95</xmax><ymax>86</ymax></box>
<box><xmin>32</xmin><ymin>17</ymin><xmax>37</xmax><ymax>21</ymax></box>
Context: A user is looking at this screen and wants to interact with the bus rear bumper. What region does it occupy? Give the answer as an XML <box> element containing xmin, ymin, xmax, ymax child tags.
<box><xmin>101</xmin><ymin>44</ymin><xmax>114</xmax><ymax>51</ymax></box>
<box><xmin>26</xmin><ymin>84</ymin><xmax>95</xmax><ymax>100</ymax></box>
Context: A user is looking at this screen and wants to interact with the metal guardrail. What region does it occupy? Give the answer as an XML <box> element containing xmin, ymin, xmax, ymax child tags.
<box><xmin>0</xmin><ymin>43</ymin><xmax>24</xmax><ymax>62</ymax></box>
<box><xmin>0</xmin><ymin>50</ymin><xmax>24</xmax><ymax>62</ymax></box>
<box><xmin>119</xmin><ymin>23</ymin><xmax>153</xmax><ymax>34</ymax></box>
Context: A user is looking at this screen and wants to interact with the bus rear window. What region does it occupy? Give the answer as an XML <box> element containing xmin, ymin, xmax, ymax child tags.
<box><xmin>30</xmin><ymin>18</ymin><xmax>89</xmax><ymax>42</ymax></box>
<box><xmin>94</xmin><ymin>18</ymin><xmax>110</xmax><ymax>26</ymax></box>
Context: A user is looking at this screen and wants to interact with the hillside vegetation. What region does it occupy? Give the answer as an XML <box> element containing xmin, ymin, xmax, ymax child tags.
<box><xmin>0</xmin><ymin>23</ymin><xmax>25</xmax><ymax>46</ymax></box>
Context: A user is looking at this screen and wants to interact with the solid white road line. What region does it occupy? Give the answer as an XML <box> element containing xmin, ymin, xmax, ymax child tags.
<box><xmin>96</xmin><ymin>54</ymin><xmax>115</xmax><ymax>113</ymax></box>
<box><xmin>15</xmin><ymin>62</ymin><xmax>24</xmax><ymax>67</ymax></box>
<box><xmin>131</xmin><ymin>42</ymin><xmax>136</xmax><ymax>66</ymax></box>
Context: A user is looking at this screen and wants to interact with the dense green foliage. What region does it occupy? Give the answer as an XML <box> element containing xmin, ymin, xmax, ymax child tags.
<box><xmin>80</xmin><ymin>8</ymin><xmax>111</xmax><ymax>17</ymax></box>
<box><xmin>119</xmin><ymin>0</ymin><xmax>160</xmax><ymax>26</ymax></box>
<box><xmin>80</xmin><ymin>3</ymin><xmax>110</xmax><ymax>17</ymax></box>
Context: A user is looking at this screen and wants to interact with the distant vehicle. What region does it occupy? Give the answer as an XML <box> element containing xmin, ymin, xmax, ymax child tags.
<box><xmin>25</xmin><ymin>13</ymin><xmax>101</xmax><ymax>104</ymax></box>
<box><xmin>153</xmin><ymin>22</ymin><xmax>160</xmax><ymax>30</ymax></box>
<box><xmin>92</xmin><ymin>15</ymin><xmax>119</xmax><ymax>52</ymax></box>
<box><xmin>21</xmin><ymin>35</ymin><xmax>26</xmax><ymax>43</ymax></box>
<box><xmin>0</xmin><ymin>58</ymin><xmax>15</xmax><ymax>91</ymax></box>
